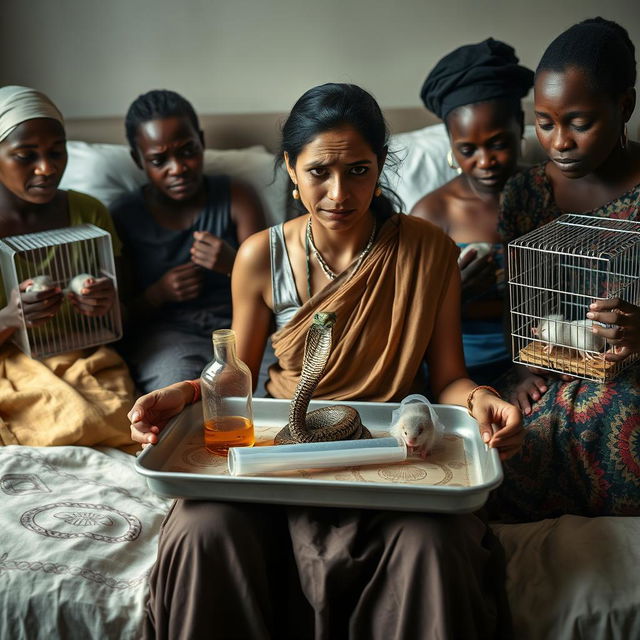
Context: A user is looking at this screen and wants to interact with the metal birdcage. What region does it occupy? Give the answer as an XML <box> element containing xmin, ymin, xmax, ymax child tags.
<box><xmin>509</xmin><ymin>214</ymin><xmax>640</xmax><ymax>382</ymax></box>
<box><xmin>0</xmin><ymin>224</ymin><xmax>122</xmax><ymax>359</ymax></box>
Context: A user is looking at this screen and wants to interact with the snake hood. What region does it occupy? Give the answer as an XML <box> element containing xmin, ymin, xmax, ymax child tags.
<box><xmin>312</xmin><ymin>311</ymin><xmax>336</xmax><ymax>328</ymax></box>
<box><xmin>274</xmin><ymin>309</ymin><xmax>371</xmax><ymax>444</ymax></box>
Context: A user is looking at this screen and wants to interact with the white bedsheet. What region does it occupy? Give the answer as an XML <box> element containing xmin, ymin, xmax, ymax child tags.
<box><xmin>3</xmin><ymin>445</ymin><xmax>638</xmax><ymax>640</ymax></box>
<box><xmin>493</xmin><ymin>516</ymin><xmax>640</xmax><ymax>640</ymax></box>
<box><xmin>0</xmin><ymin>445</ymin><xmax>170</xmax><ymax>640</ymax></box>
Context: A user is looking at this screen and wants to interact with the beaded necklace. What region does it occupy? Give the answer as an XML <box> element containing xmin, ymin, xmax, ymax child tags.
<box><xmin>304</xmin><ymin>217</ymin><xmax>377</xmax><ymax>299</ymax></box>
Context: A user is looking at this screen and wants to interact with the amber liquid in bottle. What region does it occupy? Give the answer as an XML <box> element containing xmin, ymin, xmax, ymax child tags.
<box><xmin>200</xmin><ymin>329</ymin><xmax>255</xmax><ymax>457</ymax></box>
<box><xmin>204</xmin><ymin>416</ymin><xmax>255</xmax><ymax>455</ymax></box>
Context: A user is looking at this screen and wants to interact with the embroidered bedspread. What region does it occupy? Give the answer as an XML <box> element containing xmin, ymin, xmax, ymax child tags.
<box><xmin>0</xmin><ymin>445</ymin><xmax>170</xmax><ymax>640</ymax></box>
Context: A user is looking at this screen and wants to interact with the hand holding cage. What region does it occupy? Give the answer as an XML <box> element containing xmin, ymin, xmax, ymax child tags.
<box><xmin>0</xmin><ymin>224</ymin><xmax>122</xmax><ymax>359</ymax></box>
<box><xmin>509</xmin><ymin>214</ymin><xmax>640</xmax><ymax>382</ymax></box>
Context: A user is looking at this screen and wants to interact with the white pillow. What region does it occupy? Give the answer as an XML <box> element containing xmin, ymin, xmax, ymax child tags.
<box><xmin>59</xmin><ymin>141</ymin><xmax>289</xmax><ymax>227</ymax></box>
<box><xmin>385</xmin><ymin>124</ymin><xmax>547</xmax><ymax>214</ymax></box>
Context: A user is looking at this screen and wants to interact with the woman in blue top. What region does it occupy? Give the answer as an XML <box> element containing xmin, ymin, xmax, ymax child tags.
<box><xmin>111</xmin><ymin>90</ymin><xmax>265</xmax><ymax>393</ymax></box>
<box><xmin>412</xmin><ymin>39</ymin><xmax>533</xmax><ymax>384</ymax></box>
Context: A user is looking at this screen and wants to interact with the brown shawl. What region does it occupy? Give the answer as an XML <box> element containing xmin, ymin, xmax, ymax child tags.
<box><xmin>266</xmin><ymin>214</ymin><xmax>458</xmax><ymax>401</ymax></box>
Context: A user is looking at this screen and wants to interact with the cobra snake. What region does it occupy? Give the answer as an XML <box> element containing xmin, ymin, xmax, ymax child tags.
<box><xmin>274</xmin><ymin>311</ymin><xmax>372</xmax><ymax>444</ymax></box>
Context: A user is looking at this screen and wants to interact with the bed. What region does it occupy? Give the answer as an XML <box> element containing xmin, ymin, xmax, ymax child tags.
<box><xmin>1</xmin><ymin>106</ymin><xmax>639</xmax><ymax>639</ymax></box>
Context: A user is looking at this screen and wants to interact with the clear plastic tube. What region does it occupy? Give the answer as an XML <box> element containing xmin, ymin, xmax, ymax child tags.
<box><xmin>228</xmin><ymin>437</ymin><xmax>406</xmax><ymax>477</ymax></box>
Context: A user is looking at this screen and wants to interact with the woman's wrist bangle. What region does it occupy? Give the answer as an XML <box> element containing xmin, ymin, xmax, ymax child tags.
<box><xmin>467</xmin><ymin>385</ymin><xmax>500</xmax><ymax>417</ymax></box>
<box><xmin>183</xmin><ymin>379</ymin><xmax>202</xmax><ymax>404</ymax></box>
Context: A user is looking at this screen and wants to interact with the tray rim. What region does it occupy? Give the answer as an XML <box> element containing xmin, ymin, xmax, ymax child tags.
<box><xmin>135</xmin><ymin>398</ymin><xmax>503</xmax><ymax>510</ymax></box>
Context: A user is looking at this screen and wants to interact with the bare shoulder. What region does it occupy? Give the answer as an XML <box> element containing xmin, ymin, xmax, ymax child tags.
<box><xmin>228</xmin><ymin>178</ymin><xmax>266</xmax><ymax>237</ymax></box>
<box><xmin>410</xmin><ymin>184</ymin><xmax>452</xmax><ymax>229</ymax></box>
<box><xmin>235</xmin><ymin>228</ymin><xmax>271</xmax><ymax>276</ymax></box>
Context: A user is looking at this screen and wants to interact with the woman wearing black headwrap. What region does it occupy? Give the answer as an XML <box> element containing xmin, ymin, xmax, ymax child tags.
<box><xmin>412</xmin><ymin>39</ymin><xmax>533</xmax><ymax>385</ymax></box>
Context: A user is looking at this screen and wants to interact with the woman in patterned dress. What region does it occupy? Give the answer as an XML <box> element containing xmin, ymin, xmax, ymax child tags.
<box><xmin>491</xmin><ymin>18</ymin><xmax>640</xmax><ymax>521</ymax></box>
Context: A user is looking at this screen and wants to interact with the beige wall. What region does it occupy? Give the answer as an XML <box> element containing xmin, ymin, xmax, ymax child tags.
<box><xmin>1</xmin><ymin>0</ymin><xmax>639</xmax><ymax>136</ymax></box>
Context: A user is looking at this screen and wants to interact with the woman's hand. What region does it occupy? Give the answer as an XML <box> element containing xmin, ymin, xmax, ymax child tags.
<box><xmin>144</xmin><ymin>262</ymin><xmax>203</xmax><ymax>306</ymax></box>
<box><xmin>18</xmin><ymin>279</ymin><xmax>64</xmax><ymax>327</ymax></box>
<box><xmin>68</xmin><ymin>276</ymin><xmax>116</xmax><ymax>317</ymax></box>
<box><xmin>190</xmin><ymin>230</ymin><xmax>236</xmax><ymax>275</ymax></box>
<box><xmin>459</xmin><ymin>250</ymin><xmax>496</xmax><ymax>305</ymax></box>
<box><xmin>129</xmin><ymin>382</ymin><xmax>193</xmax><ymax>447</ymax></box>
<box><xmin>471</xmin><ymin>389</ymin><xmax>524</xmax><ymax>460</ymax></box>
<box><xmin>588</xmin><ymin>297</ymin><xmax>640</xmax><ymax>361</ymax></box>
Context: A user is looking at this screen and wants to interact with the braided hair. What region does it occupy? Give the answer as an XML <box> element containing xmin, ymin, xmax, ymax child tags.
<box><xmin>124</xmin><ymin>89</ymin><xmax>200</xmax><ymax>153</ymax></box>
<box><xmin>537</xmin><ymin>17</ymin><xmax>636</xmax><ymax>98</ymax></box>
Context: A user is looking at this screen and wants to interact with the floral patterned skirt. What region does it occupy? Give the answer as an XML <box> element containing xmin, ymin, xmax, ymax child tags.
<box><xmin>489</xmin><ymin>365</ymin><xmax>640</xmax><ymax>522</ymax></box>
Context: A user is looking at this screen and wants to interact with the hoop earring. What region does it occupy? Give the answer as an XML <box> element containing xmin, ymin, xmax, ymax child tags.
<box><xmin>620</xmin><ymin>124</ymin><xmax>628</xmax><ymax>151</ymax></box>
<box><xmin>374</xmin><ymin>185</ymin><xmax>382</xmax><ymax>197</ymax></box>
<box><xmin>446</xmin><ymin>149</ymin><xmax>462</xmax><ymax>175</ymax></box>
<box><xmin>292</xmin><ymin>186</ymin><xmax>300</xmax><ymax>200</ymax></box>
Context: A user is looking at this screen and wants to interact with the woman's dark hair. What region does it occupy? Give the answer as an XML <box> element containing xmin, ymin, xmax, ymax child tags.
<box><xmin>277</xmin><ymin>83</ymin><xmax>402</xmax><ymax>217</ymax></box>
<box><xmin>537</xmin><ymin>17</ymin><xmax>636</xmax><ymax>98</ymax></box>
<box><xmin>125</xmin><ymin>89</ymin><xmax>201</xmax><ymax>152</ymax></box>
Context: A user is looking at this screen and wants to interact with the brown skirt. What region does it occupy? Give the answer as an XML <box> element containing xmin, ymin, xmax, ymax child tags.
<box><xmin>143</xmin><ymin>500</ymin><xmax>512</xmax><ymax>640</ymax></box>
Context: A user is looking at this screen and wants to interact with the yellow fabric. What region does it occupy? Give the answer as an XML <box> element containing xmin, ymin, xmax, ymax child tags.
<box><xmin>0</xmin><ymin>191</ymin><xmax>134</xmax><ymax>452</ymax></box>
<box><xmin>67</xmin><ymin>189</ymin><xmax>122</xmax><ymax>256</ymax></box>
<box><xmin>0</xmin><ymin>344</ymin><xmax>137</xmax><ymax>453</ymax></box>
<box><xmin>266</xmin><ymin>214</ymin><xmax>458</xmax><ymax>402</ymax></box>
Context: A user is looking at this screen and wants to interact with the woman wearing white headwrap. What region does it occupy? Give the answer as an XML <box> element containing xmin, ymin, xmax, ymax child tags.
<box><xmin>0</xmin><ymin>86</ymin><xmax>137</xmax><ymax>453</ymax></box>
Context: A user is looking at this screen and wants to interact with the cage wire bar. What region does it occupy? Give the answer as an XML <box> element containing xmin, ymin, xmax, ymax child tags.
<box><xmin>0</xmin><ymin>224</ymin><xmax>122</xmax><ymax>359</ymax></box>
<box><xmin>508</xmin><ymin>214</ymin><xmax>640</xmax><ymax>382</ymax></box>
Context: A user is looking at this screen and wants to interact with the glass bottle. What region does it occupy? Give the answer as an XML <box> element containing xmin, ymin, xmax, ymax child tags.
<box><xmin>201</xmin><ymin>329</ymin><xmax>255</xmax><ymax>455</ymax></box>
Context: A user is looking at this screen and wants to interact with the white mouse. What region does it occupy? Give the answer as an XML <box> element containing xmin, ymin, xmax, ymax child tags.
<box><xmin>390</xmin><ymin>404</ymin><xmax>436</xmax><ymax>459</ymax></box>
<box><xmin>565</xmin><ymin>318</ymin><xmax>606</xmax><ymax>359</ymax></box>
<box><xmin>25</xmin><ymin>275</ymin><xmax>54</xmax><ymax>293</ymax></box>
<box><xmin>68</xmin><ymin>273</ymin><xmax>95</xmax><ymax>296</ymax></box>
<box><xmin>457</xmin><ymin>242</ymin><xmax>493</xmax><ymax>267</ymax></box>
<box><xmin>532</xmin><ymin>313</ymin><xmax>605</xmax><ymax>360</ymax></box>
<box><xmin>532</xmin><ymin>313</ymin><xmax>566</xmax><ymax>355</ymax></box>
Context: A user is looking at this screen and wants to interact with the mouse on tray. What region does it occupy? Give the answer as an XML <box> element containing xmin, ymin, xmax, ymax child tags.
<box><xmin>389</xmin><ymin>394</ymin><xmax>444</xmax><ymax>459</ymax></box>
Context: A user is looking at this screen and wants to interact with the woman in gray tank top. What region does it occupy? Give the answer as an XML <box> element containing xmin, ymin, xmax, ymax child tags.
<box><xmin>129</xmin><ymin>84</ymin><xmax>523</xmax><ymax>640</ymax></box>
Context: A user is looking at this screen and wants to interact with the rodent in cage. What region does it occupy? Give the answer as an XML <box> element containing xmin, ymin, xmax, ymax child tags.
<box><xmin>509</xmin><ymin>214</ymin><xmax>640</xmax><ymax>381</ymax></box>
<box><xmin>0</xmin><ymin>224</ymin><xmax>122</xmax><ymax>359</ymax></box>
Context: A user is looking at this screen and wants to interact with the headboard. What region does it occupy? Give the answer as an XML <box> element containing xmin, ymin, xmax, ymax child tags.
<box><xmin>64</xmin><ymin>103</ymin><xmax>540</xmax><ymax>152</ymax></box>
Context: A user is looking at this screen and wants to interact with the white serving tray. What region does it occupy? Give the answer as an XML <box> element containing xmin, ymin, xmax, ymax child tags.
<box><xmin>135</xmin><ymin>398</ymin><xmax>502</xmax><ymax>513</ymax></box>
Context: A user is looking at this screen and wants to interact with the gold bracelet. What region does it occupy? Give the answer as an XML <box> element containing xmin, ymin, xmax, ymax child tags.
<box><xmin>467</xmin><ymin>385</ymin><xmax>500</xmax><ymax>417</ymax></box>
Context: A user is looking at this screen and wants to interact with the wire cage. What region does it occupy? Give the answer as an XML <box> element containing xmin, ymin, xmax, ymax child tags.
<box><xmin>509</xmin><ymin>214</ymin><xmax>640</xmax><ymax>382</ymax></box>
<box><xmin>0</xmin><ymin>224</ymin><xmax>122</xmax><ymax>359</ymax></box>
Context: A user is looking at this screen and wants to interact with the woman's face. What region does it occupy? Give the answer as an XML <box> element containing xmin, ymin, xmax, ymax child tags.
<box><xmin>133</xmin><ymin>116</ymin><xmax>204</xmax><ymax>201</ymax></box>
<box><xmin>284</xmin><ymin>125</ymin><xmax>382</xmax><ymax>231</ymax></box>
<box><xmin>0</xmin><ymin>118</ymin><xmax>67</xmax><ymax>205</ymax></box>
<box><xmin>534</xmin><ymin>67</ymin><xmax>624</xmax><ymax>178</ymax></box>
<box><xmin>447</xmin><ymin>101</ymin><xmax>521</xmax><ymax>193</ymax></box>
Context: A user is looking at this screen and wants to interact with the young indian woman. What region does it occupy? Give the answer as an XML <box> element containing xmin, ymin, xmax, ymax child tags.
<box><xmin>0</xmin><ymin>86</ymin><xmax>135</xmax><ymax>452</ymax></box>
<box><xmin>129</xmin><ymin>83</ymin><xmax>523</xmax><ymax>640</ymax></box>
<box><xmin>491</xmin><ymin>18</ymin><xmax>640</xmax><ymax>521</ymax></box>
<box><xmin>412</xmin><ymin>38</ymin><xmax>533</xmax><ymax>385</ymax></box>
<box><xmin>110</xmin><ymin>90</ymin><xmax>265</xmax><ymax>393</ymax></box>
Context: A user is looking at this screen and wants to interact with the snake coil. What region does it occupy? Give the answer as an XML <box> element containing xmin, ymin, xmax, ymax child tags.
<box><xmin>274</xmin><ymin>312</ymin><xmax>371</xmax><ymax>444</ymax></box>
